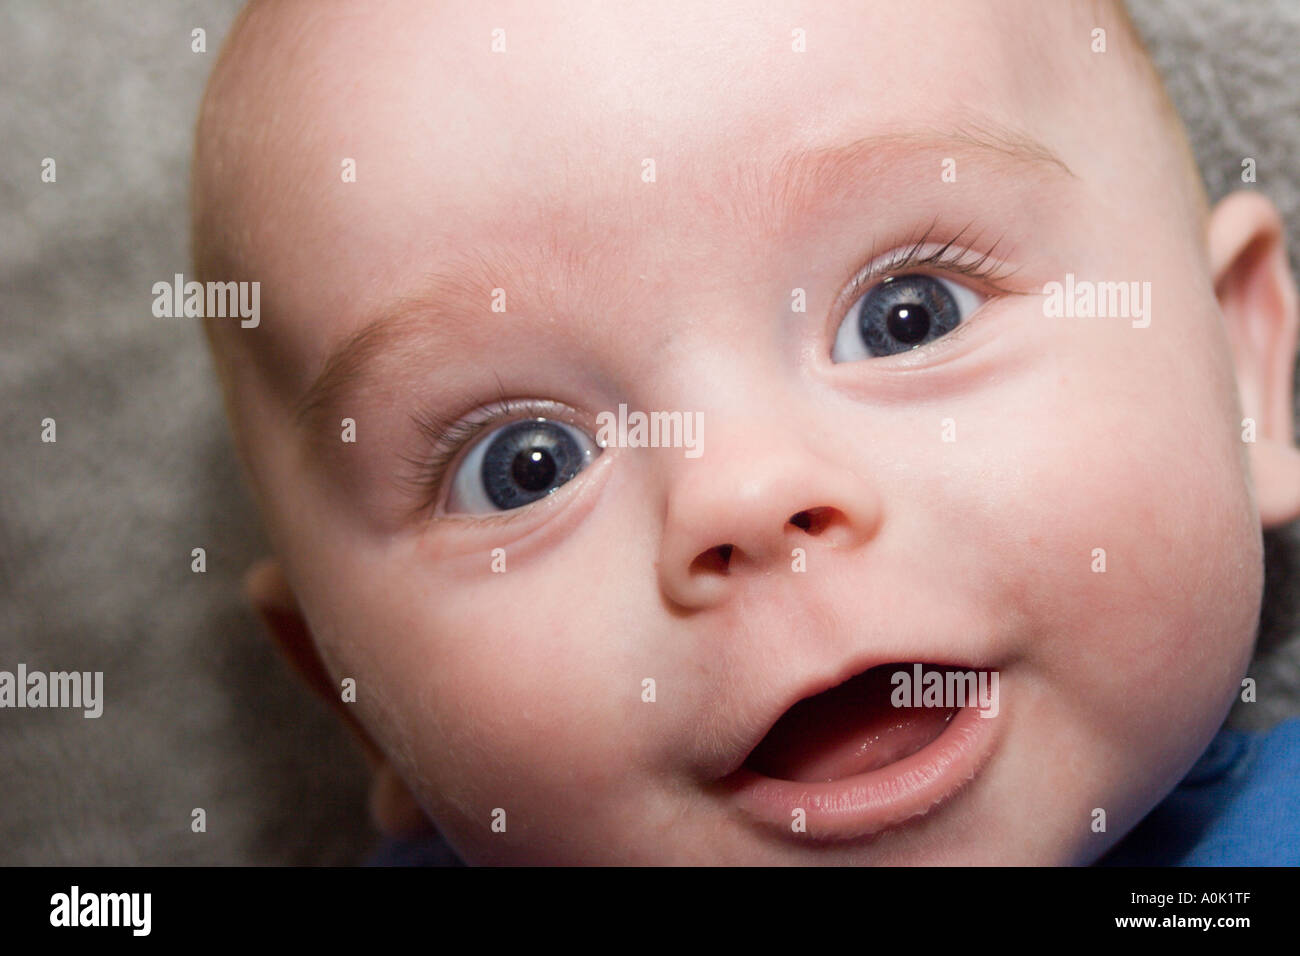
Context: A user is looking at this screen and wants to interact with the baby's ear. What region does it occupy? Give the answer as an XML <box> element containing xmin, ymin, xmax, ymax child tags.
<box><xmin>243</xmin><ymin>558</ymin><xmax>435</xmax><ymax>837</ymax></box>
<box><xmin>1209</xmin><ymin>190</ymin><xmax>1300</xmax><ymax>529</ymax></box>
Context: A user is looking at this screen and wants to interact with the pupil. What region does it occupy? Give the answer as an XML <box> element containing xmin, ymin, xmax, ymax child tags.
<box><xmin>887</xmin><ymin>302</ymin><xmax>931</xmax><ymax>343</ymax></box>
<box><xmin>512</xmin><ymin>447</ymin><xmax>556</xmax><ymax>491</ymax></box>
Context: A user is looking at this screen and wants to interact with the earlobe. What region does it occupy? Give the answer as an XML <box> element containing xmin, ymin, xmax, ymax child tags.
<box><xmin>1208</xmin><ymin>190</ymin><xmax>1300</xmax><ymax>529</ymax></box>
<box><xmin>244</xmin><ymin>558</ymin><xmax>434</xmax><ymax>837</ymax></box>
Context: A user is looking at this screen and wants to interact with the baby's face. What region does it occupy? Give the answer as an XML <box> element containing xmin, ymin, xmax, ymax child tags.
<box><xmin>207</xmin><ymin>0</ymin><xmax>1265</xmax><ymax>863</ymax></box>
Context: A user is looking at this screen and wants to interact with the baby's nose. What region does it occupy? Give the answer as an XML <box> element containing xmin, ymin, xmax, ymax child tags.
<box><xmin>656</xmin><ymin>440</ymin><xmax>882</xmax><ymax>610</ymax></box>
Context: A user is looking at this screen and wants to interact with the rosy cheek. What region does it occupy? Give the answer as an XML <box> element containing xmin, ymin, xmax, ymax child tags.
<box><xmin>1005</xmin><ymin>381</ymin><xmax>1256</xmax><ymax>724</ymax></box>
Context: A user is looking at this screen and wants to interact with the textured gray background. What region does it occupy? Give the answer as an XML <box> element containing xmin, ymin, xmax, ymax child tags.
<box><xmin>1</xmin><ymin>0</ymin><xmax>1298</xmax><ymax>864</ymax></box>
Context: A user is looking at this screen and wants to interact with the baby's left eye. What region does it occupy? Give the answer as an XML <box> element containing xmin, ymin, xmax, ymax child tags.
<box><xmin>832</xmin><ymin>273</ymin><xmax>985</xmax><ymax>361</ymax></box>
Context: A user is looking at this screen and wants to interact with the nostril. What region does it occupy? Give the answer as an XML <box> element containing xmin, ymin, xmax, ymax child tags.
<box><xmin>789</xmin><ymin>507</ymin><xmax>837</xmax><ymax>535</ymax></box>
<box><xmin>690</xmin><ymin>543</ymin><xmax>734</xmax><ymax>575</ymax></box>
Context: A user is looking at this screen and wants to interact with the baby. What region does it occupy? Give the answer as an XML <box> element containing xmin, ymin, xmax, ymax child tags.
<box><xmin>191</xmin><ymin>0</ymin><xmax>1300</xmax><ymax>864</ymax></box>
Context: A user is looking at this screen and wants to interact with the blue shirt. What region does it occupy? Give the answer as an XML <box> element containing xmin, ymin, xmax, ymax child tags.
<box><xmin>366</xmin><ymin>718</ymin><xmax>1300</xmax><ymax>866</ymax></box>
<box><xmin>1100</xmin><ymin>717</ymin><xmax>1300</xmax><ymax>866</ymax></box>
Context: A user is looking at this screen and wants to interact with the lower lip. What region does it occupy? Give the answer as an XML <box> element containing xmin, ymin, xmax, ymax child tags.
<box><xmin>723</xmin><ymin>705</ymin><xmax>999</xmax><ymax>842</ymax></box>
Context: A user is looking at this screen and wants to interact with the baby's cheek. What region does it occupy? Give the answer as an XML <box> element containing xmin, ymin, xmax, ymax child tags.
<box><xmin>1000</xmin><ymin>361</ymin><xmax>1259</xmax><ymax>752</ymax></box>
<box><xmin>943</xmin><ymin>346</ymin><xmax>1258</xmax><ymax>857</ymax></box>
<box><xmin>367</xmin><ymin>570</ymin><xmax>653</xmax><ymax>853</ymax></box>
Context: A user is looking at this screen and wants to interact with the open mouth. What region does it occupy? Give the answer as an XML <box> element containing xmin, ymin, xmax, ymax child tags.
<box><xmin>741</xmin><ymin>662</ymin><xmax>958</xmax><ymax>783</ymax></box>
<box><xmin>723</xmin><ymin>659</ymin><xmax>1002</xmax><ymax>840</ymax></box>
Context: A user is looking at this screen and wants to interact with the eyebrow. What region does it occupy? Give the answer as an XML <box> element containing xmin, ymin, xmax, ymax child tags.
<box><xmin>295</xmin><ymin>119</ymin><xmax>1074</xmax><ymax>437</ymax></box>
<box><xmin>762</xmin><ymin>118</ymin><xmax>1075</xmax><ymax>234</ymax></box>
<box><xmin>294</xmin><ymin>247</ymin><xmax>585</xmax><ymax>439</ymax></box>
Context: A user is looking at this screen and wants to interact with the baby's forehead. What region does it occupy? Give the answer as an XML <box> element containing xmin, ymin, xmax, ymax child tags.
<box><xmin>195</xmin><ymin>0</ymin><xmax>1154</xmax><ymax>386</ymax></box>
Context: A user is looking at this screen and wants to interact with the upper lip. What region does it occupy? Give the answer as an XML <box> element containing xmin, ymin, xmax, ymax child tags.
<box><xmin>711</xmin><ymin>651</ymin><xmax>994</xmax><ymax>782</ymax></box>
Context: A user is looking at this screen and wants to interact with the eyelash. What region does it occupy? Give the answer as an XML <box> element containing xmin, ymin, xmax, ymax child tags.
<box><xmin>402</xmin><ymin>391</ymin><xmax>576</xmax><ymax>518</ymax></box>
<box><xmin>838</xmin><ymin>221</ymin><xmax>1015</xmax><ymax>306</ymax></box>
<box><xmin>403</xmin><ymin>225</ymin><xmax>1014</xmax><ymax>517</ymax></box>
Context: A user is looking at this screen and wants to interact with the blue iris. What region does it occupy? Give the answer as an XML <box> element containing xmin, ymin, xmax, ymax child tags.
<box><xmin>857</xmin><ymin>274</ymin><xmax>961</xmax><ymax>356</ymax></box>
<box><xmin>480</xmin><ymin>419</ymin><xmax>586</xmax><ymax>510</ymax></box>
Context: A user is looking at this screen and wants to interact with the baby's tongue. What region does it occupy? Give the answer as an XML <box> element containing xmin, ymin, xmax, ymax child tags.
<box><xmin>743</xmin><ymin>664</ymin><xmax>956</xmax><ymax>783</ymax></box>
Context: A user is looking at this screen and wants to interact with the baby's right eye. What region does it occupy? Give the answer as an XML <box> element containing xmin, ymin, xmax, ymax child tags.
<box><xmin>445</xmin><ymin>417</ymin><xmax>601</xmax><ymax>514</ymax></box>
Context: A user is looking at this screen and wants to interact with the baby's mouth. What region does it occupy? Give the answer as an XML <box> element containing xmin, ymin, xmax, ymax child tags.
<box><xmin>741</xmin><ymin>663</ymin><xmax>958</xmax><ymax>783</ymax></box>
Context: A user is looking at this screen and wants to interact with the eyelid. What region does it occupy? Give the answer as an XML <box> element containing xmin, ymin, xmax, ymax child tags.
<box><xmin>838</xmin><ymin>239</ymin><xmax>1015</xmax><ymax>310</ymax></box>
